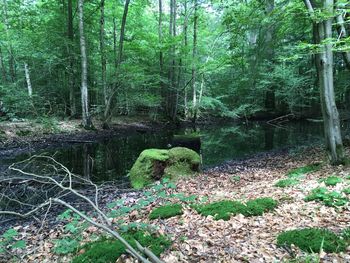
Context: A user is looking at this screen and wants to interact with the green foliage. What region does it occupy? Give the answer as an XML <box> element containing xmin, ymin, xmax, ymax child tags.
<box><xmin>194</xmin><ymin>197</ymin><xmax>277</xmax><ymax>220</ymax></box>
<box><xmin>53</xmin><ymin>210</ymin><xmax>88</xmax><ymax>255</ymax></box>
<box><xmin>275</xmin><ymin>178</ymin><xmax>300</xmax><ymax>188</ymax></box>
<box><xmin>342</xmin><ymin>228</ymin><xmax>350</xmax><ymax>241</ymax></box>
<box><xmin>304</xmin><ymin>187</ymin><xmax>348</xmax><ymax>207</ymax></box>
<box><xmin>277</xmin><ymin>228</ymin><xmax>347</xmax><ymax>253</ymax></box>
<box><xmin>0</xmin><ymin>228</ymin><xmax>26</xmax><ymax>254</ymax></box>
<box><xmin>321</xmin><ymin>176</ymin><xmax>343</xmax><ymax>186</ymax></box>
<box><xmin>72</xmin><ymin>231</ymin><xmax>171</xmax><ymax>263</ymax></box>
<box><xmin>149</xmin><ymin>204</ymin><xmax>183</xmax><ymax>220</ymax></box>
<box><xmin>287</xmin><ymin>164</ymin><xmax>321</xmax><ymax>178</ymax></box>
<box><xmin>343</xmin><ymin>188</ymin><xmax>350</xmax><ymax>195</ymax></box>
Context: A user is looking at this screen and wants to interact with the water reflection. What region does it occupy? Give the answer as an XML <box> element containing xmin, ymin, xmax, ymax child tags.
<box><xmin>1</xmin><ymin>121</ymin><xmax>324</xmax><ymax>182</ymax></box>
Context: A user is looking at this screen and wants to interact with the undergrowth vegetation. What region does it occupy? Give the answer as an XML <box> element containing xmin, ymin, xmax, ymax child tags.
<box><xmin>275</xmin><ymin>178</ymin><xmax>300</xmax><ymax>188</ymax></box>
<box><xmin>149</xmin><ymin>204</ymin><xmax>183</xmax><ymax>220</ymax></box>
<box><xmin>304</xmin><ymin>187</ymin><xmax>348</xmax><ymax>207</ymax></box>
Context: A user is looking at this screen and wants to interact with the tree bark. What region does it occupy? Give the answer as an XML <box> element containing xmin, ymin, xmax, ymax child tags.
<box><xmin>113</xmin><ymin>17</ymin><xmax>117</xmax><ymax>69</ymax></box>
<box><xmin>24</xmin><ymin>63</ymin><xmax>32</xmax><ymax>97</ymax></box>
<box><xmin>117</xmin><ymin>0</ymin><xmax>131</xmax><ymax>68</ymax></box>
<box><xmin>191</xmin><ymin>0</ymin><xmax>198</xmax><ymax>122</ymax></box>
<box><xmin>67</xmin><ymin>0</ymin><xmax>76</xmax><ymax>117</ymax></box>
<box><xmin>0</xmin><ymin>46</ymin><xmax>7</xmax><ymax>82</ymax></box>
<box><xmin>304</xmin><ymin>0</ymin><xmax>345</xmax><ymax>164</ymax></box>
<box><xmin>2</xmin><ymin>0</ymin><xmax>15</xmax><ymax>82</ymax></box>
<box><xmin>335</xmin><ymin>13</ymin><xmax>350</xmax><ymax>70</ymax></box>
<box><xmin>78</xmin><ymin>0</ymin><xmax>93</xmax><ymax>129</ymax></box>
<box><xmin>100</xmin><ymin>0</ymin><xmax>107</xmax><ymax>106</ymax></box>
<box><xmin>183</xmin><ymin>0</ymin><xmax>189</xmax><ymax>119</ymax></box>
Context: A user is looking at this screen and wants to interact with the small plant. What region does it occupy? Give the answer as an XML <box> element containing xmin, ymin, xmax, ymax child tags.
<box><xmin>0</xmin><ymin>228</ymin><xmax>26</xmax><ymax>254</ymax></box>
<box><xmin>342</xmin><ymin>228</ymin><xmax>350</xmax><ymax>241</ymax></box>
<box><xmin>193</xmin><ymin>197</ymin><xmax>277</xmax><ymax>221</ymax></box>
<box><xmin>275</xmin><ymin>178</ymin><xmax>300</xmax><ymax>188</ymax></box>
<box><xmin>343</xmin><ymin>188</ymin><xmax>350</xmax><ymax>195</ymax></box>
<box><xmin>72</xmin><ymin>231</ymin><xmax>171</xmax><ymax>263</ymax></box>
<box><xmin>322</xmin><ymin>176</ymin><xmax>343</xmax><ymax>186</ymax></box>
<box><xmin>149</xmin><ymin>204</ymin><xmax>183</xmax><ymax>220</ymax></box>
<box><xmin>305</xmin><ymin>187</ymin><xmax>348</xmax><ymax>207</ymax></box>
<box><xmin>230</xmin><ymin>175</ymin><xmax>241</xmax><ymax>182</ymax></box>
<box><xmin>287</xmin><ymin>164</ymin><xmax>321</xmax><ymax>178</ymax></box>
<box><xmin>277</xmin><ymin>228</ymin><xmax>347</xmax><ymax>253</ymax></box>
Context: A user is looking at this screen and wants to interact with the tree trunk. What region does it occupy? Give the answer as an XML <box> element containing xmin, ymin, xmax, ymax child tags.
<box><xmin>2</xmin><ymin>0</ymin><xmax>15</xmax><ymax>83</ymax></box>
<box><xmin>335</xmin><ymin>14</ymin><xmax>350</xmax><ymax>70</ymax></box>
<box><xmin>304</xmin><ymin>0</ymin><xmax>345</xmax><ymax>164</ymax></box>
<box><xmin>68</xmin><ymin>0</ymin><xmax>76</xmax><ymax>117</ymax></box>
<box><xmin>183</xmin><ymin>0</ymin><xmax>188</xmax><ymax>119</ymax></box>
<box><xmin>100</xmin><ymin>0</ymin><xmax>107</xmax><ymax>106</ymax></box>
<box><xmin>117</xmin><ymin>0</ymin><xmax>130</xmax><ymax>68</ymax></box>
<box><xmin>159</xmin><ymin>0</ymin><xmax>165</xmax><ymax>112</ymax></box>
<box><xmin>24</xmin><ymin>63</ymin><xmax>32</xmax><ymax>97</ymax></box>
<box><xmin>191</xmin><ymin>0</ymin><xmax>198</xmax><ymax>122</ymax></box>
<box><xmin>78</xmin><ymin>0</ymin><xmax>93</xmax><ymax>129</ymax></box>
<box><xmin>0</xmin><ymin>46</ymin><xmax>7</xmax><ymax>82</ymax></box>
<box><xmin>113</xmin><ymin>17</ymin><xmax>117</xmax><ymax>69</ymax></box>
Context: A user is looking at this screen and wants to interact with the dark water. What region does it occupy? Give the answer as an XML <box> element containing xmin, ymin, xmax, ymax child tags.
<box><xmin>0</xmin><ymin>121</ymin><xmax>326</xmax><ymax>183</ymax></box>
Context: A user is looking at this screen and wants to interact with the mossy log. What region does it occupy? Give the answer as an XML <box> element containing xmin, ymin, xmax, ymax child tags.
<box><xmin>129</xmin><ymin>147</ymin><xmax>201</xmax><ymax>189</ymax></box>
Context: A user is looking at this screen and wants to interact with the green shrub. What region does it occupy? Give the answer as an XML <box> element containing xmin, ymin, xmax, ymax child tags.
<box><xmin>277</xmin><ymin>228</ymin><xmax>347</xmax><ymax>253</ymax></box>
<box><xmin>322</xmin><ymin>176</ymin><xmax>343</xmax><ymax>186</ymax></box>
<box><xmin>305</xmin><ymin>187</ymin><xmax>348</xmax><ymax>207</ymax></box>
<box><xmin>343</xmin><ymin>188</ymin><xmax>350</xmax><ymax>195</ymax></box>
<box><xmin>72</xmin><ymin>231</ymin><xmax>171</xmax><ymax>263</ymax></box>
<box><xmin>194</xmin><ymin>198</ymin><xmax>277</xmax><ymax>220</ymax></box>
<box><xmin>275</xmin><ymin>178</ymin><xmax>300</xmax><ymax>188</ymax></box>
<box><xmin>287</xmin><ymin>164</ymin><xmax>321</xmax><ymax>178</ymax></box>
<box><xmin>149</xmin><ymin>204</ymin><xmax>183</xmax><ymax>220</ymax></box>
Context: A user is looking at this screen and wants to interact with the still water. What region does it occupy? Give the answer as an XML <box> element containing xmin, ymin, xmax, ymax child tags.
<box><xmin>0</xmin><ymin>121</ymin><xmax>326</xmax><ymax>183</ymax></box>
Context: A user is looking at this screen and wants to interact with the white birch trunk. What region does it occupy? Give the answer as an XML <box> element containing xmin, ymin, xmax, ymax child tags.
<box><xmin>24</xmin><ymin>63</ymin><xmax>32</xmax><ymax>97</ymax></box>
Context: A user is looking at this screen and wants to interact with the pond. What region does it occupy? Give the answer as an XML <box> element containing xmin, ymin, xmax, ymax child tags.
<box><xmin>0</xmin><ymin>121</ymin><xmax>326</xmax><ymax>185</ymax></box>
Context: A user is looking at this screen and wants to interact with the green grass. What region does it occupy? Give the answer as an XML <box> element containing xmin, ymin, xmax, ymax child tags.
<box><xmin>287</xmin><ymin>164</ymin><xmax>321</xmax><ymax>179</ymax></box>
<box><xmin>304</xmin><ymin>187</ymin><xmax>348</xmax><ymax>207</ymax></box>
<box><xmin>193</xmin><ymin>197</ymin><xmax>277</xmax><ymax>221</ymax></box>
<box><xmin>149</xmin><ymin>204</ymin><xmax>183</xmax><ymax>220</ymax></box>
<box><xmin>277</xmin><ymin>228</ymin><xmax>347</xmax><ymax>253</ymax></box>
<box><xmin>275</xmin><ymin>178</ymin><xmax>300</xmax><ymax>188</ymax></box>
<box><xmin>322</xmin><ymin>176</ymin><xmax>343</xmax><ymax>186</ymax></box>
<box><xmin>72</xmin><ymin>231</ymin><xmax>171</xmax><ymax>263</ymax></box>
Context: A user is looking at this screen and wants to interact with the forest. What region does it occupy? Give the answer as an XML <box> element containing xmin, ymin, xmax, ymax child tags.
<box><xmin>1</xmin><ymin>0</ymin><xmax>350</xmax><ymax>262</ymax></box>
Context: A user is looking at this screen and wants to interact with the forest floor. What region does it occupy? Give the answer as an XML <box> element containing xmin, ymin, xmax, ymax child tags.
<box><xmin>4</xmin><ymin>145</ymin><xmax>350</xmax><ymax>262</ymax></box>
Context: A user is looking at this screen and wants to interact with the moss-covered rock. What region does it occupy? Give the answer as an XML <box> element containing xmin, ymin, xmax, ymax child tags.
<box><xmin>149</xmin><ymin>204</ymin><xmax>183</xmax><ymax>220</ymax></box>
<box><xmin>129</xmin><ymin>147</ymin><xmax>200</xmax><ymax>189</ymax></box>
<box><xmin>277</xmin><ymin>228</ymin><xmax>347</xmax><ymax>253</ymax></box>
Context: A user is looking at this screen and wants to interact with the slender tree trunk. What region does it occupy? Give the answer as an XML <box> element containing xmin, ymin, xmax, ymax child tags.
<box><xmin>117</xmin><ymin>0</ymin><xmax>130</xmax><ymax>68</ymax></box>
<box><xmin>183</xmin><ymin>0</ymin><xmax>189</xmax><ymax>119</ymax></box>
<box><xmin>2</xmin><ymin>0</ymin><xmax>15</xmax><ymax>82</ymax></box>
<box><xmin>191</xmin><ymin>0</ymin><xmax>198</xmax><ymax>122</ymax></box>
<box><xmin>24</xmin><ymin>63</ymin><xmax>32</xmax><ymax>97</ymax></box>
<box><xmin>100</xmin><ymin>0</ymin><xmax>107</xmax><ymax>106</ymax></box>
<box><xmin>304</xmin><ymin>0</ymin><xmax>344</xmax><ymax>164</ymax></box>
<box><xmin>335</xmin><ymin>13</ymin><xmax>350</xmax><ymax>70</ymax></box>
<box><xmin>159</xmin><ymin>0</ymin><xmax>165</xmax><ymax>111</ymax></box>
<box><xmin>68</xmin><ymin>0</ymin><xmax>76</xmax><ymax>117</ymax></box>
<box><xmin>113</xmin><ymin>17</ymin><xmax>117</xmax><ymax>69</ymax></box>
<box><xmin>171</xmin><ymin>0</ymin><xmax>178</xmax><ymax>120</ymax></box>
<box><xmin>0</xmin><ymin>46</ymin><xmax>7</xmax><ymax>82</ymax></box>
<box><xmin>78</xmin><ymin>0</ymin><xmax>93</xmax><ymax>129</ymax></box>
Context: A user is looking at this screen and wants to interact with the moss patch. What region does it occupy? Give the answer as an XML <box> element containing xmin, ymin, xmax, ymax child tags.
<box><xmin>287</xmin><ymin>164</ymin><xmax>321</xmax><ymax>178</ymax></box>
<box><xmin>322</xmin><ymin>176</ymin><xmax>343</xmax><ymax>186</ymax></box>
<box><xmin>277</xmin><ymin>228</ymin><xmax>347</xmax><ymax>253</ymax></box>
<box><xmin>129</xmin><ymin>147</ymin><xmax>200</xmax><ymax>189</ymax></box>
<box><xmin>275</xmin><ymin>178</ymin><xmax>300</xmax><ymax>188</ymax></box>
<box><xmin>304</xmin><ymin>187</ymin><xmax>348</xmax><ymax>207</ymax></box>
<box><xmin>194</xmin><ymin>198</ymin><xmax>277</xmax><ymax>221</ymax></box>
<box><xmin>149</xmin><ymin>204</ymin><xmax>183</xmax><ymax>220</ymax></box>
<box><xmin>72</xmin><ymin>231</ymin><xmax>171</xmax><ymax>263</ymax></box>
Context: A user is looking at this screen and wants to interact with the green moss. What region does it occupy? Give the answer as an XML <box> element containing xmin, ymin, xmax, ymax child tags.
<box><xmin>305</xmin><ymin>187</ymin><xmax>348</xmax><ymax>207</ymax></box>
<box><xmin>243</xmin><ymin>198</ymin><xmax>278</xmax><ymax>216</ymax></box>
<box><xmin>287</xmin><ymin>164</ymin><xmax>321</xmax><ymax>179</ymax></box>
<box><xmin>72</xmin><ymin>231</ymin><xmax>171</xmax><ymax>263</ymax></box>
<box><xmin>193</xmin><ymin>200</ymin><xmax>246</xmax><ymax>221</ymax></box>
<box><xmin>129</xmin><ymin>147</ymin><xmax>200</xmax><ymax>189</ymax></box>
<box><xmin>149</xmin><ymin>204</ymin><xmax>183</xmax><ymax>220</ymax></box>
<box><xmin>277</xmin><ymin>228</ymin><xmax>347</xmax><ymax>253</ymax></box>
<box><xmin>194</xmin><ymin>198</ymin><xmax>277</xmax><ymax>220</ymax></box>
<box><xmin>322</xmin><ymin>176</ymin><xmax>343</xmax><ymax>186</ymax></box>
<box><xmin>343</xmin><ymin>188</ymin><xmax>350</xmax><ymax>195</ymax></box>
<box><xmin>275</xmin><ymin>178</ymin><xmax>300</xmax><ymax>188</ymax></box>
